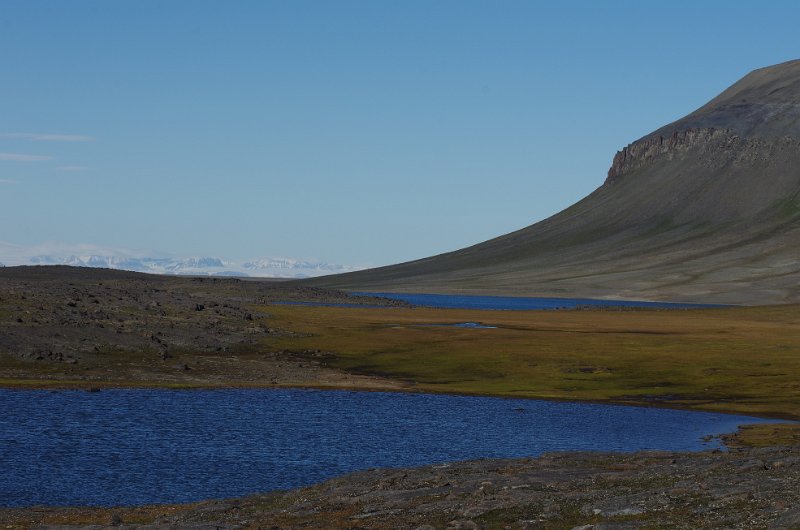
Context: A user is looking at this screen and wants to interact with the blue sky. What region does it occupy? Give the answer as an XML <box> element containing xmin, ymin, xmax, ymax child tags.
<box><xmin>1</xmin><ymin>1</ymin><xmax>799</xmax><ymax>266</ymax></box>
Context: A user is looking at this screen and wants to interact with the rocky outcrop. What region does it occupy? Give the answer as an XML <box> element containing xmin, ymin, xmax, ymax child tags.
<box><xmin>606</xmin><ymin>127</ymin><xmax>800</xmax><ymax>185</ymax></box>
<box><xmin>606</xmin><ymin>128</ymin><xmax>735</xmax><ymax>182</ymax></box>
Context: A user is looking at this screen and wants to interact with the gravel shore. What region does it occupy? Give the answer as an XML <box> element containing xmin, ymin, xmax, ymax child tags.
<box><xmin>3</xmin><ymin>443</ymin><xmax>799</xmax><ymax>529</ymax></box>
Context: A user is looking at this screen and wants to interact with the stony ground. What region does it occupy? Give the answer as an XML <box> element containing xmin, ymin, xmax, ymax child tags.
<box><xmin>3</xmin><ymin>443</ymin><xmax>800</xmax><ymax>529</ymax></box>
<box><xmin>0</xmin><ymin>265</ymin><xmax>408</xmax><ymax>389</ymax></box>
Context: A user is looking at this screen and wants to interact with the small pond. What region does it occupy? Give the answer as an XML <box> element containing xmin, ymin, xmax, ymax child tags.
<box><xmin>0</xmin><ymin>388</ymin><xmax>770</xmax><ymax>507</ymax></box>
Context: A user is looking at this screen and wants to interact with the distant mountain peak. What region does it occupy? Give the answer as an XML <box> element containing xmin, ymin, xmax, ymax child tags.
<box><xmin>1</xmin><ymin>243</ymin><xmax>360</xmax><ymax>279</ymax></box>
<box><xmin>243</xmin><ymin>257</ymin><xmax>358</xmax><ymax>271</ymax></box>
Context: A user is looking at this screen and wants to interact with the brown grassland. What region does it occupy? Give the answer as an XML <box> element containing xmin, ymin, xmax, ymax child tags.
<box><xmin>4</xmin><ymin>302</ymin><xmax>800</xmax><ymax>425</ymax></box>
<box><xmin>260</xmin><ymin>304</ymin><xmax>800</xmax><ymax>425</ymax></box>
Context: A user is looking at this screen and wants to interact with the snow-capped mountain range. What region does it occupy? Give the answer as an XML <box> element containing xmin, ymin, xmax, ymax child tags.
<box><xmin>0</xmin><ymin>242</ymin><xmax>363</xmax><ymax>278</ymax></box>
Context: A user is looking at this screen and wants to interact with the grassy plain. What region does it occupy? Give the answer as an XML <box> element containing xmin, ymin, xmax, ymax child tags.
<box><xmin>262</xmin><ymin>303</ymin><xmax>800</xmax><ymax>420</ymax></box>
<box><xmin>2</xmin><ymin>286</ymin><xmax>800</xmax><ymax>423</ymax></box>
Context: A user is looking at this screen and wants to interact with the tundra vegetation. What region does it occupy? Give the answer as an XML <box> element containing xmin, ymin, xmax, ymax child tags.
<box><xmin>3</xmin><ymin>268</ymin><xmax>800</xmax><ymax>424</ymax></box>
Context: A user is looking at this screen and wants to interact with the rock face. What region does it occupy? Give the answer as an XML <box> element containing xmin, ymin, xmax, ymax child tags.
<box><xmin>305</xmin><ymin>59</ymin><xmax>800</xmax><ymax>304</ymax></box>
<box><xmin>607</xmin><ymin>128</ymin><xmax>737</xmax><ymax>182</ymax></box>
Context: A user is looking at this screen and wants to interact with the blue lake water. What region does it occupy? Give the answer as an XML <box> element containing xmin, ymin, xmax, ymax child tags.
<box><xmin>273</xmin><ymin>300</ymin><xmax>392</xmax><ymax>309</ymax></box>
<box><xmin>352</xmin><ymin>292</ymin><xmax>725</xmax><ymax>310</ymax></box>
<box><xmin>417</xmin><ymin>322</ymin><xmax>497</xmax><ymax>329</ymax></box>
<box><xmin>0</xmin><ymin>388</ymin><xmax>769</xmax><ymax>507</ymax></box>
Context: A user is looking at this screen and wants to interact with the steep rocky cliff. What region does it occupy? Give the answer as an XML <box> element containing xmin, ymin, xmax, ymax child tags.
<box><xmin>304</xmin><ymin>60</ymin><xmax>800</xmax><ymax>304</ymax></box>
<box><xmin>607</xmin><ymin>128</ymin><xmax>736</xmax><ymax>182</ymax></box>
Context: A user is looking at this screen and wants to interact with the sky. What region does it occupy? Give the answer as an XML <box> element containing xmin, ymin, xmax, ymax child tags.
<box><xmin>1</xmin><ymin>1</ymin><xmax>799</xmax><ymax>267</ymax></box>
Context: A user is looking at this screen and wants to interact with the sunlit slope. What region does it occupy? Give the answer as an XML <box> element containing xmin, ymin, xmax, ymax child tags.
<box><xmin>305</xmin><ymin>60</ymin><xmax>800</xmax><ymax>304</ymax></box>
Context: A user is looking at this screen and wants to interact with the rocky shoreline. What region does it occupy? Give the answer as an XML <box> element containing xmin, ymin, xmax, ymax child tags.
<box><xmin>2</xmin><ymin>442</ymin><xmax>799</xmax><ymax>529</ymax></box>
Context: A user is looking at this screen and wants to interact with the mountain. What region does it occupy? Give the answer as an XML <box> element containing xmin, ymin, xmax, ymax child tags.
<box><xmin>27</xmin><ymin>254</ymin><xmax>240</xmax><ymax>276</ymax></box>
<box><xmin>242</xmin><ymin>258</ymin><xmax>360</xmax><ymax>278</ymax></box>
<box><xmin>0</xmin><ymin>243</ymin><xmax>360</xmax><ymax>279</ymax></box>
<box><xmin>304</xmin><ymin>59</ymin><xmax>800</xmax><ymax>304</ymax></box>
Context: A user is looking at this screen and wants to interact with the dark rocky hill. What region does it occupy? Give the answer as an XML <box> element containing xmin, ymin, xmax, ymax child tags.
<box><xmin>306</xmin><ymin>60</ymin><xmax>800</xmax><ymax>304</ymax></box>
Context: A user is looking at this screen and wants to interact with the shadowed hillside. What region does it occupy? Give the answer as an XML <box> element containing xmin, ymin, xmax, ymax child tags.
<box><xmin>305</xmin><ymin>59</ymin><xmax>800</xmax><ymax>304</ymax></box>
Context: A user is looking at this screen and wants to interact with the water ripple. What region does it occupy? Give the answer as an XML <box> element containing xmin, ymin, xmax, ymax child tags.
<box><xmin>0</xmin><ymin>388</ymin><xmax>769</xmax><ymax>507</ymax></box>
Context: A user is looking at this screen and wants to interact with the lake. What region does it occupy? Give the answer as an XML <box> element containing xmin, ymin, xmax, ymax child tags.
<box><xmin>0</xmin><ymin>388</ymin><xmax>769</xmax><ymax>507</ymax></box>
<box><xmin>352</xmin><ymin>292</ymin><xmax>724</xmax><ymax>310</ymax></box>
